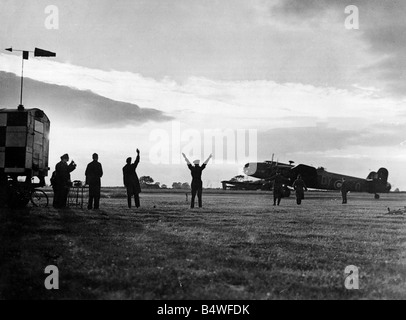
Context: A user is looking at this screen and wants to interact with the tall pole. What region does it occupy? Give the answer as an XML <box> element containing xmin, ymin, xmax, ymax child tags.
<box><xmin>20</xmin><ymin>53</ymin><xmax>24</xmax><ymax>107</ymax></box>
<box><xmin>5</xmin><ymin>47</ymin><xmax>56</xmax><ymax>110</ymax></box>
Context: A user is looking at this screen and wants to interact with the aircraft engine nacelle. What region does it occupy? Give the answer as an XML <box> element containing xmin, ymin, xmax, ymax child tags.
<box><xmin>290</xmin><ymin>164</ymin><xmax>318</xmax><ymax>188</ymax></box>
<box><xmin>244</xmin><ymin>162</ymin><xmax>272</xmax><ymax>179</ymax></box>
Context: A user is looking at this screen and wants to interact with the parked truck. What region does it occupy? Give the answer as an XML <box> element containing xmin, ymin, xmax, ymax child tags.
<box><xmin>0</xmin><ymin>107</ymin><xmax>50</xmax><ymax>207</ymax></box>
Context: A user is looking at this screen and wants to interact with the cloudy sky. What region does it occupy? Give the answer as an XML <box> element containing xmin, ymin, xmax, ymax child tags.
<box><xmin>1</xmin><ymin>0</ymin><xmax>405</xmax><ymax>190</ymax></box>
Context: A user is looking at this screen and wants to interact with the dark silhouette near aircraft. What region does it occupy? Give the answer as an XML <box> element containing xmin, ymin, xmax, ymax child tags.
<box><xmin>292</xmin><ymin>174</ymin><xmax>307</xmax><ymax>205</ymax></box>
<box><xmin>85</xmin><ymin>153</ymin><xmax>103</xmax><ymax>210</ymax></box>
<box><xmin>268</xmin><ymin>171</ymin><xmax>290</xmax><ymax>206</ymax></box>
<box><xmin>123</xmin><ymin>149</ymin><xmax>141</xmax><ymax>208</ymax></box>
<box><xmin>53</xmin><ymin>153</ymin><xmax>76</xmax><ymax>208</ymax></box>
<box><xmin>341</xmin><ymin>177</ymin><xmax>349</xmax><ymax>204</ymax></box>
<box><xmin>182</xmin><ymin>153</ymin><xmax>212</xmax><ymax>208</ymax></box>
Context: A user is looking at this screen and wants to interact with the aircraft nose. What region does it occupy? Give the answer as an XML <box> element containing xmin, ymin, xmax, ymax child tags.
<box><xmin>243</xmin><ymin>163</ymin><xmax>250</xmax><ymax>174</ymax></box>
<box><xmin>243</xmin><ymin>163</ymin><xmax>257</xmax><ymax>176</ymax></box>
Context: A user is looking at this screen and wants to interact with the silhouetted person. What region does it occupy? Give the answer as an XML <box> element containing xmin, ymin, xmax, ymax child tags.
<box><xmin>85</xmin><ymin>153</ymin><xmax>103</xmax><ymax>210</ymax></box>
<box><xmin>53</xmin><ymin>154</ymin><xmax>77</xmax><ymax>208</ymax></box>
<box><xmin>123</xmin><ymin>149</ymin><xmax>141</xmax><ymax>208</ymax></box>
<box><xmin>269</xmin><ymin>171</ymin><xmax>289</xmax><ymax>206</ymax></box>
<box><xmin>292</xmin><ymin>174</ymin><xmax>307</xmax><ymax>205</ymax></box>
<box><xmin>183</xmin><ymin>153</ymin><xmax>212</xmax><ymax>208</ymax></box>
<box><xmin>341</xmin><ymin>177</ymin><xmax>349</xmax><ymax>204</ymax></box>
<box><xmin>50</xmin><ymin>170</ymin><xmax>57</xmax><ymax>203</ymax></box>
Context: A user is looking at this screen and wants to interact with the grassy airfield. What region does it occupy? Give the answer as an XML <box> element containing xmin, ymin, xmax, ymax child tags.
<box><xmin>1</xmin><ymin>189</ymin><xmax>405</xmax><ymax>300</ymax></box>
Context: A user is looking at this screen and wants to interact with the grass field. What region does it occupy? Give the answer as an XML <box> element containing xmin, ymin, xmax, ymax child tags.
<box><xmin>1</xmin><ymin>189</ymin><xmax>405</xmax><ymax>300</ymax></box>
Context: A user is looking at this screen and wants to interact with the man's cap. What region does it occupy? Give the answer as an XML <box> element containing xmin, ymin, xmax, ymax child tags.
<box><xmin>61</xmin><ymin>153</ymin><xmax>69</xmax><ymax>160</ymax></box>
<box><xmin>193</xmin><ymin>160</ymin><xmax>200</xmax><ymax>165</ymax></box>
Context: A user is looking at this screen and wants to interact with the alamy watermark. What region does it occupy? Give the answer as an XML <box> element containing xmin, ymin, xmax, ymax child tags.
<box><xmin>45</xmin><ymin>5</ymin><xmax>59</xmax><ymax>30</ymax></box>
<box><xmin>43</xmin><ymin>5</ymin><xmax>359</xmax><ymax>31</ymax></box>
<box><xmin>148</xmin><ymin>121</ymin><xmax>257</xmax><ymax>166</ymax></box>
<box><xmin>44</xmin><ymin>265</ymin><xmax>59</xmax><ymax>290</ymax></box>
<box><xmin>344</xmin><ymin>265</ymin><xmax>359</xmax><ymax>290</ymax></box>
<box><xmin>345</xmin><ymin>5</ymin><xmax>359</xmax><ymax>30</ymax></box>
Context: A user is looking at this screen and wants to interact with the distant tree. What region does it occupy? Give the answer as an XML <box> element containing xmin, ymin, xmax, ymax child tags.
<box><xmin>140</xmin><ymin>176</ymin><xmax>154</xmax><ymax>185</ymax></box>
<box><xmin>394</xmin><ymin>188</ymin><xmax>400</xmax><ymax>193</ymax></box>
<box><xmin>172</xmin><ymin>182</ymin><xmax>182</xmax><ymax>189</ymax></box>
<box><xmin>181</xmin><ymin>182</ymin><xmax>190</xmax><ymax>189</ymax></box>
<box><xmin>161</xmin><ymin>184</ymin><xmax>168</xmax><ymax>189</ymax></box>
<box><xmin>154</xmin><ymin>182</ymin><xmax>161</xmax><ymax>188</ymax></box>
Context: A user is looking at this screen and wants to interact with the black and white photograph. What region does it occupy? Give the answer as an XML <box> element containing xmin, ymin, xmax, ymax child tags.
<box><xmin>1</xmin><ymin>0</ymin><xmax>405</xmax><ymax>305</ymax></box>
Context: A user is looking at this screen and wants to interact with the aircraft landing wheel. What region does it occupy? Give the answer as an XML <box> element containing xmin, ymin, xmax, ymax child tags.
<box><xmin>374</xmin><ymin>194</ymin><xmax>380</xmax><ymax>199</ymax></box>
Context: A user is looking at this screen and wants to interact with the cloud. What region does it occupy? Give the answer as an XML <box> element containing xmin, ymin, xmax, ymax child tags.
<box><xmin>1</xmin><ymin>52</ymin><xmax>404</xmax><ymax>132</ymax></box>
<box><xmin>2</xmin><ymin>51</ymin><xmax>404</xmax><ymax>132</ymax></box>
<box><xmin>269</xmin><ymin>0</ymin><xmax>406</xmax><ymax>98</ymax></box>
<box><xmin>354</xmin><ymin>122</ymin><xmax>406</xmax><ymax>147</ymax></box>
<box><xmin>257</xmin><ymin>122</ymin><xmax>406</xmax><ymax>158</ymax></box>
<box><xmin>258</xmin><ymin>126</ymin><xmax>356</xmax><ymax>157</ymax></box>
<box><xmin>0</xmin><ymin>0</ymin><xmax>287</xmax><ymax>82</ymax></box>
<box><xmin>0</xmin><ymin>71</ymin><xmax>173</xmax><ymax>128</ymax></box>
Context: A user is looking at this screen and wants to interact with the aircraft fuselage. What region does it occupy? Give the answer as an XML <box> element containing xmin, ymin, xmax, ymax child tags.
<box><xmin>243</xmin><ymin>162</ymin><xmax>391</xmax><ymax>194</ymax></box>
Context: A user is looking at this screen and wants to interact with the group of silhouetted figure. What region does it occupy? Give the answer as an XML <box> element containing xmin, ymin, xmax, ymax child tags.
<box><xmin>50</xmin><ymin>149</ymin><xmax>351</xmax><ymax>210</ymax></box>
<box><xmin>269</xmin><ymin>171</ymin><xmax>308</xmax><ymax>206</ymax></box>
<box><xmin>51</xmin><ymin>149</ymin><xmax>213</xmax><ymax>210</ymax></box>
<box><xmin>269</xmin><ymin>171</ymin><xmax>350</xmax><ymax>206</ymax></box>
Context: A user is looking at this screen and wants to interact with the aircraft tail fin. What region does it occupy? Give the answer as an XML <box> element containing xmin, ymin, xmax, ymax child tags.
<box><xmin>367</xmin><ymin>168</ymin><xmax>389</xmax><ymax>183</ymax></box>
<box><xmin>377</xmin><ymin>168</ymin><xmax>389</xmax><ymax>183</ymax></box>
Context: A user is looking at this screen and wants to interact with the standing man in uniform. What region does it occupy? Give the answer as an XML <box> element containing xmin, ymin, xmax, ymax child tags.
<box><xmin>123</xmin><ymin>148</ymin><xmax>141</xmax><ymax>209</ymax></box>
<box><xmin>85</xmin><ymin>153</ymin><xmax>103</xmax><ymax>210</ymax></box>
<box><xmin>268</xmin><ymin>170</ymin><xmax>289</xmax><ymax>206</ymax></box>
<box><xmin>340</xmin><ymin>177</ymin><xmax>349</xmax><ymax>204</ymax></box>
<box><xmin>182</xmin><ymin>153</ymin><xmax>212</xmax><ymax>208</ymax></box>
<box><xmin>292</xmin><ymin>174</ymin><xmax>307</xmax><ymax>205</ymax></box>
<box><xmin>53</xmin><ymin>153</ymin><xmax>77</xmax><ymax>208</ymax></box>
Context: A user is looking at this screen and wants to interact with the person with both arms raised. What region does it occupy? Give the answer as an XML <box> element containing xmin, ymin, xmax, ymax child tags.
<box><xmin>182</xmin><ymin>153</ymin><xmax>212</xmax><ymax>209</ymax></box>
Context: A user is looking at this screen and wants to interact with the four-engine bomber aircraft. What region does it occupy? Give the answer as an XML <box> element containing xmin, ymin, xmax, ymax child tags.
<box><xmin>243</xmin><ymin>159</ymin><xmax>391</xmax><ymax>199</ymax></box>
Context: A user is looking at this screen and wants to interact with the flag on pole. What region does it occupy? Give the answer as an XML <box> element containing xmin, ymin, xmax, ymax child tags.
<box><xmin>34</xmin><ymin>48</ymin><xmax>56</xmax><ymax>57</ymax></box>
